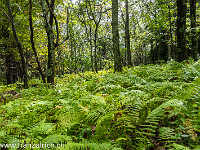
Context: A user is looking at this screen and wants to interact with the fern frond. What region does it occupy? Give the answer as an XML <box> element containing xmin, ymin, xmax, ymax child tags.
<box><xmin>42</xmin><ymin>134</ymin><xmax>72</xmax><ymax>144</ymax></box>
<box><xmin>57</xmin><ymin>142</ymin><xmax>123</xmax><ymax>150</ymax></box>
<box><xmin>171</xmin><ymin>143</ymin><xmax>190</xmax><ymax>150</ymax></box>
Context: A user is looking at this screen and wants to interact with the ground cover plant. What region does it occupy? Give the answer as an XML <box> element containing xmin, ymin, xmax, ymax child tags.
<box><xmin>0</xmin><ymin>60</ymin><xmax>200</xmax><ymax>150</ymax></box>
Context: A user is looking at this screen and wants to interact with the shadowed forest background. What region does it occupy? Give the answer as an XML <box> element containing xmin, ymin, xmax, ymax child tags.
<box><xmin>0</xmin><ymin>0</ymin><xmax>200</xmax><ymax>149</ymax></box>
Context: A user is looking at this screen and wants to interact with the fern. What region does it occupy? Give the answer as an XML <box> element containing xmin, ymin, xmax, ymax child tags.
<box><xmin>171</xmin><ymin>143</ymin><xmax>190</xmax><ymax>150</ymax></box>
<box><xmin>94</xmin><ymin>84</ymin><xmax>126</xmax><ymax>94</ymax></box>
<box><xmin>58</xmin><ymin>141</ymin><xmax>123</xmax><ymax>150</ymax></box>
<box><xmin>158</xmin><ymin>127</ymin><xmax>176</xmax><ymax>142</ymax></box>
<box><xmin>42</xmin><ymin>134</ymin><xmax>72</xmax><ymax>144</ymax></box>
<box><xmin>1</xmin><ymin>61</ymin><xmax>200</xmax><ymax>149</ymax></box>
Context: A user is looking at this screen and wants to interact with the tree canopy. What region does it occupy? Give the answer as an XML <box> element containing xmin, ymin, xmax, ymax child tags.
<box><xmin>0</xmin><ymin>0</ymin><xmax>199</xmax><ymax>85</ymax></box>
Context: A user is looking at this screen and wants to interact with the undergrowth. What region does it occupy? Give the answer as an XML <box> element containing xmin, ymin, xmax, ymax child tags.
<box><xmin>0</xmin><ymin>60</ymin><xmax>200</xmax><ymax>149</ymax></box>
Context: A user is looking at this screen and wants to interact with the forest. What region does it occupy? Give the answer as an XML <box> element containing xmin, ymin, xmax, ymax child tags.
<box><xmin>0</xmin><ymin>0</ymin><xmax>200</xmax><ymax>149</ymax></box>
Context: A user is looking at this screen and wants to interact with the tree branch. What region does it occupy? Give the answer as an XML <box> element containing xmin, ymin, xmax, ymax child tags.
<box><xmin>56</xmin><ymin>36</ymin><xmax>69</xmax><ymax>47</ymax></box>
<box><xmin>0</xmin><ymin>7</ymin><xmax>12</xmax><ymax>22</ymax></box>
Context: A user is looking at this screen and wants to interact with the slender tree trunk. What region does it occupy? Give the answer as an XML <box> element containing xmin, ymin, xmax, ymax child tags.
<box><xmin>66</xmin><ymin>7</ymin><xmax>69</xmax><ymax>36</ymax></box>
<box><xmin>94</xmin><ymin>27</ymin><xmax>98</xmax><ymax>73</ymax></box>
<box><xmin>89</xmin><ymin>26</ymin><xmax>94</xmax><ymax>72</ymax></box>
<box><xmin>150</xmin><ymin>40</ymin><xmax>155</xmax><ymax>63</ymax></box>
<box><xmin>190</xmin><ymin>0</ymin><xmax>198</xmax><ymax>60</ymax></box>
<box><xmin>99</xmin><ymin>45</ymin><xmax>102</xmax><ymax>70</ymax></box>
<box><xmin>177</xmin><ymin>0</ymin><xmax>187</xmax><ymax>62</ymax></box>
<box><xmin>74</xmin><ymin>40</ymin><xmax>77</xmax><ymax>73</ymax></box>
<box><xmin>85</xmin><ymin>0</ymin><xmax>94</xmax><ymax>72</ymax></box>
<box><xmin>70</xmin><ymin>37</ymin><xmax>73</xmax><ymax>74</ymax></box>
<box><xmin>6</xmin><ymin>0</ymin><xmax>28</xmax><ymax>88</ymax></box>
<box><xmin>125</xmin><ymin>0</ymin><xmax>132</xmax><ymax>66</ymax></box>
<box><xmin>88</xmin><ymin>1</ymin><xmax>102</xmax><ymax>72</ymax></box>
<box><xmin>168</xmin><ymin>5</ymin><xmax>172</xmax><ymax>60</ymax></box>
<box><xmin>29</xmin><ymin>0</ymin><xmax>46</xmax><ymax>83</ymax></box>
<box><xmin>40</xmin><ymin>0</ymin><xmax>55</xmax><ymax>84</ymax></box>
<box><xmin>167</xmin><ymin>32</ymin><xmax>172</xmax><ymax>61</ymax></box>
<box><xmin>112</xmin><ymin>0</ymin><xmax>122</xmax><ymax>72</ymax></box>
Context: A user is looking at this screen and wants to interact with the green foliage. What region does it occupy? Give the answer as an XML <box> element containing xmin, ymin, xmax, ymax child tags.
<box><xmin>0</xmin><ymin>61</ymin><xmax>200</xmax><ymax>149</ymax></box>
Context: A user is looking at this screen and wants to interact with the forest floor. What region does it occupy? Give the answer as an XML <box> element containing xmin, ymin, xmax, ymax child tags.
<box><xmin>0</xmin><ymin>60</ymin><xmax>200</xmax><ymax>150</ymax></box>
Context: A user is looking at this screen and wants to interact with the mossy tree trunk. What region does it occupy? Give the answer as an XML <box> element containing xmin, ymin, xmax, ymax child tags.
<box><xmin>112</xmin><ymin>0</ymin><xmax>122</xmax><ymax>72</ymax></box>
<box><xmin>177</xmin><ymin>0</ymin><xmax>188</xmax><ymax>62</ymax></box>
<box><xmin>125</xmin><ymin>0</ymin><xmax>132</xmax><ymax>67</ymax></box>
<box><xmin>190</xmin><ymin>0</ymin><xmax>198</xmax><ymax>60</ymax></box>
<box><xmin>40</xmin><ymin>0</ymin><xmax>68</xmax><ymax>84</ymax></box>
<box><xmin>40</xmin><ymin>0</ymin><xmax>55</xmax><ymax>84</ymax></box>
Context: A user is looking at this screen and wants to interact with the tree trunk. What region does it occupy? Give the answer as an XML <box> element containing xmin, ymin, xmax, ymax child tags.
<box><xmin>177</xmin><ymin>0</ymin><xmax>187</xmax><ymax>62</ymax></box>
<box><xmin>6</xmin><ymin>0</ymin><xmax>28</xmax><ymax>88</ymax></box>
<box><xmin>125</xmin><ymin>0</ymin><xmax>132</xmax><ymax>66</ymax></box>
<box><xmin>89</xmin><ymin>26</ymin><xmax>94</xmax><ymax>72</ymax></box>
<box><xmin>49</xmin><ymin>0</ymin><xmax>55</xmax><ymax>27</ymax></box>
<box><xmin>74</xmin><ymin>40</ymin><xmax>77</xmax><ymax>73</ymax></box>
<box><xmin>112</xmin><ymin>0</ymin><xmax>122</xmax><ymax>72</ymax></box>
<box><xmin>88</xmin><ymin>1</ymin><xmax>102</xmax><ymax>72</ymax></box>
<box><xmin>167</xmin><ymin>32</ymin><xmax>172</xmax><ymax>61</ymax></box>
<box><xmin>70</xmin><ymin>37</ymin><xmax>73</xmax><ymax>74</ymax></box>
<box><xmin>3</xmin><ymin>26</ymin><xmax>16</xmax><ymax>84</ymax></box>
<box><xmin>40</xmin><ymin>0</ymin><xmax>55</xmax><ymax>84</ymax></box>
<box><xmin>94</xmin><ymin>27</ymin><xmax>98</xmax><ymax>73</ymax></box>
<box><xmin>29</xmin><ymin>0</ymin><xmax>46</xmax><ymax>83</ymax></box>
<box><xmin>168</xmin><ymin>5</ymin><xmax>172</xmax><ymax>60</ymax></box>
<box><xmin>190</xmin><ymin>0</ymin><xmax>198</xmax><ymax>60</ymax></box>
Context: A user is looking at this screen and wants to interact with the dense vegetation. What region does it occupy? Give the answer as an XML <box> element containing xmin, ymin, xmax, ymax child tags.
<box><xmin>0</xmin><ymin>60</ymin><xmax>200</xmax><ymax>149</ymax></box>
<box><xmin>0</xmin><ymin>0</ymin><xmax>200</xmax><ymax>149</ymax></box>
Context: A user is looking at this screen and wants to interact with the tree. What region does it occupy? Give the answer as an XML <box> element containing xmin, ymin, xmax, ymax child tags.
<box><xmin>190</xmin><ymin>0</ymin><xmax>198</xmax><ymax>60</ymax></box>
<box><xmin>0</xmin><ymin>17</ymin><xmax>16</xmax><ymax>84</ymax></box>
<box><xmin>40</xmin><ymin>0</ymin><xmax>56</xmax><ymax>84</ymax></box>
<box><xmin>125</xmin><ymin>0</ymin><xmax>132</xmax><ymax>66</ymax></box>
<box><xmin>168</xmin><ymin>4</ymin><xmax>172</xmax><ymax>61</ymax></box>
<box><xmin>40</xmin><ymin>0</ymin><xmax>68</xmax><ymax>84</ymax></box>
<box><xmin>112</xmin><ymin>0</ymin><xmax>122</xmax><ymax>71</ymax></box>
<box><xmin>29</xmin><ymin>0</ymin><xmax>46</xmax><ymax>83</ymax></box>
<box><xmin>77</xmin><ymin>1</ymin><xmax>94</xmax><ymax>71</ymax></box>
<box><xmin>177</xmin><ymin>0</ymin><xmax>187</xmax><ymax>62</ymax></box>
<box><xmin>6</xmin><ymin>0</ymin><xmax>28</xmax><ymax>88</ymax></box>
<box><xmin>88</xmin><ymin>0</ymin><xmax>103</xmax><ymax>73</ymax></box>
